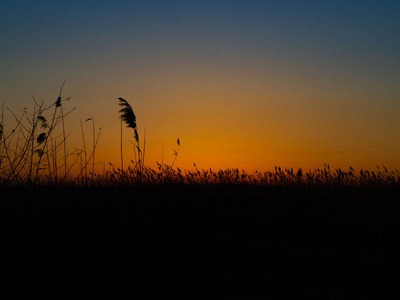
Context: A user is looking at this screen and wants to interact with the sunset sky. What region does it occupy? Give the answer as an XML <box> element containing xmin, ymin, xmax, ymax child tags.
<box><xmin>1</xmin><ymin>0</ymin><xmax>399</xmax><ymax>173</ymax></box>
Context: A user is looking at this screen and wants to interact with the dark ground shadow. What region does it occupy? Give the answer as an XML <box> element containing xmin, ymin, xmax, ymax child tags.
<box><xmin>1</xmin><ymin>184</ymin><xmax>400</xmax><ymax>298</ymax></box>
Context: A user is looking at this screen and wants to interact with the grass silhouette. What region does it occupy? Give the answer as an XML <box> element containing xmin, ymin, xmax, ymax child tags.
<box><xmin>1</xmin><ymin>88</ymin><xmax>399</xmax><ymax>189</ymax></box>
<box><xmin>1</xmin><ymin>90</ymin><xmax>399</xmax><ymax>189</ymax></box>
<box><xmin>1</xmin><ymin>87</ymin><xmax>400</xmax><ymax>298</ymax></box>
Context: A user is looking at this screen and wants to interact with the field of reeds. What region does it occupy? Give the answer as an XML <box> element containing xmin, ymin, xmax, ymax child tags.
<box><xmin>1</xmin><ymin>92</ymin><xmax>399</xmax><ymax>188</ymax></box>
<box><xmin>1</xmin><ymin>89</ymin><xmax>400</xmax><ymax>298</ymax></box>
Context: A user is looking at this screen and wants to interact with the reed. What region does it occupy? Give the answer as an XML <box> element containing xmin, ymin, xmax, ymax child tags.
<box><xmin>0</xmin><ymin>83</ymin><xmax>99</xmax><ymax>187</ymax></box>
<box><xmin>171</xmin><ymin>138</ymin><xmax>180</xmax><ymax>168</ymax></box>
<box><xmin>1</xmin><ymin>86</ymin><xmax>399</xmax><ymax>189</ymax></box>
<box><xmin>85</xmin><ymin>117</ymin><xmax>96</xmax><ymax>182</ymax></box>
<box><xmin>83</xmin><ymin>163</ymin><xmax>400</xmax><ymax>188</ymax></box>
<box><xmin>80</xmin><ymin>119</ymin><xmax>88</xmax><ymax>180</ymax></box>
<box><xmin>118</xmin><ymin>97</ymin><xmax>143</xmax><ymax>176</ymax></box>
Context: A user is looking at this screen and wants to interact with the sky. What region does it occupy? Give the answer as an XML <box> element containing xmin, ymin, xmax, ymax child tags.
<box><xmin>1</xmin><ymin>0</ymin><xmax>399</xmax><ymax>173</ymax></box>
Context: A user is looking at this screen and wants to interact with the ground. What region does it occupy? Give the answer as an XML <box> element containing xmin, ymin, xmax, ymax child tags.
<box><xmin>1</xmin><ymin>185</ymin><xmax>400</xmax><ymax>298</ymax></box>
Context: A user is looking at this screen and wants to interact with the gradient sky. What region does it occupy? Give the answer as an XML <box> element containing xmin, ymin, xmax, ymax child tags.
<box><xmin>1</xmin><ymin>0</ymin><xmax>399</xmax><ymax>172</ymax></box>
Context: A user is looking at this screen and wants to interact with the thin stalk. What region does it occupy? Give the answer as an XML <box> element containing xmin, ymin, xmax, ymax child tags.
<box><xmin>142</xmin><ymin>126</ymin><xmax>146</xmax><ymax>173</ymax></box>
<box><xmin>120</xmin><ymin>119</ymin><xmax>123</xmax><ymax>171</ymax></box>
<box><xmin>71</xmin><ymin>128</ymin><xmax>102</xmax><ymax>185</ymax></box>
<box><xmin>91</xmin><ymin>118</ymin><xmax>95</xmax><ymax>180</ymax></box>
<box><xmin>35</xmin><ymin>101</ymin><xmax>59</xmax><ymax>185</ymax></box>
<box><xmin>80</xmin><ymin>119</ymin><xmax>88</xmax><ymax>180</ymax></box>
<box><xmin>53</xmin><ymin>139</ymin><xmax>57</xmax><ymax>181</ymax></box>
<box><xmin>162</xmin><ymin>142</ymin><xmax>164</xmax><ymax>172</ymax></box>
<box><xmin>61</xmin><ymin>106</ymin><xmax>67</xmax><ymax>179</ymax></box>
<box><xmin>46</xmin><ymin>142</ymin><xmax>52</xmax><ymax>182</ymax></box>
<box><xmin>28</xmin><ymin>106</ymin><xmax>37</xmax><ymax>181</ymax></box>
<box><xmin>4</xmin><ymin>108</ymin><xmax>33</xmax><ymax>184</ymax></box>
<box><xmin>171</xmin><ymin>138</ymin><xmax>180</xmax><ymax>168</ymax></box>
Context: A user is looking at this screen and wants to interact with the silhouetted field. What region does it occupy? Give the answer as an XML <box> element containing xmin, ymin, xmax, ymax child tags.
<box><xmin>2</xmin><ymin>184</ymin><xmax>400</xmax><ymax>298</ymax></box>
<box><xmin>1</xmin><ymin>92</ymin><xmax>399</xmax><ymax>188</ymax></box>
<box><xmin>2</xmin><ymin>93</ymin><xmax>400</xmax><ymax>298</ymax></box>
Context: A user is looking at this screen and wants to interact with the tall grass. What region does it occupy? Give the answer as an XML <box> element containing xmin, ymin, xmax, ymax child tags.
<box><xmin>0</xmin><ymin>86</ymin><xmax>100</xmax><ymax>187</ymax></box>
<box><xmin>118</xmin><ymin>97</ymin><xmax>143</xmax><ymax>176</ymax></box>
<box><xmin>91</xmin><ymin>163</ymin><xmax>400</xmax><ymax>188</ymax></box>
<box><xmin>1</xmin><ymin>89</ymin><xmax>399</xmax><ymax>188</ymax></box>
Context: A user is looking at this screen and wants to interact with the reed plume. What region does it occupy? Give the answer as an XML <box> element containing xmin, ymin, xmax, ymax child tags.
<box><xmin>36</xmin><ymin>133</ymin><xmax>47</xmax><ymax>145</ymax></box>
<box><xmin>171</xmin><ymin>138</ymin><xmax>180</xmax><ymax>168</ymax></box>
<box><xmin>118</xmin><ymin>97</ymin><xmax>141</xmax><ymax>174</ymax></box>
<box><xmin>118</xmin><ymin>98</ymin><xmax>136</xmax><ymax>129</ymax></box>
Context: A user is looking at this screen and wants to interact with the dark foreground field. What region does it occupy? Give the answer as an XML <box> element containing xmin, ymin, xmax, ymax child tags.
<box><xmin>2</xmin><ymin>185</ymin><xmax>400</xmax><ymax>298</ymax></box>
